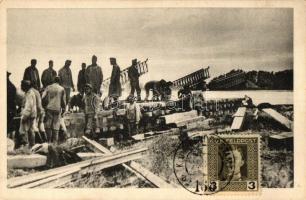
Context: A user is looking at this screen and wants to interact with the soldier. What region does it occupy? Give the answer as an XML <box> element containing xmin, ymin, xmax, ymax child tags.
<box><xmin>77</xmin><ymin>63</ymin><xmax>87</xmax><ymax>95</ymax></box>
<box><xmin>23</xmin><ymin>59</ymin><xmax>41</xmax><ymax>91</ymax></box>
<box><xmin>108</xmin><ymin>57</ymin><xmax>122</xmax><ymax>101</ymax></box>
<box><xmin>126</xmin><ymin>95</ymin><xmax>141</xmax><ymax>137</ymax></box>
<box><xmin>41</xmin><ymin>60</ymin><xmax>57</xmax><ymax>89</ymax></box>
<box><xmin>86</xmin><ymin>55</ymin><xmax>103</xmax><ymax>96</ymax></box>
<box><xmin>7</xmin><ymin>72</ymin><xmax>17</xmax><ymax>138</ymax></box>
<box><xmin>42</xmin><ymin>76</ymin><xmax>66</xmax><ymax>144</ymax></box>
<box><xmin>144</xmin><ymin>79</ymin><xmax>172</xmax><ymax>101</ymax></box>
<box><xmin>58</xmin><ymin>60</ymin><xmax>75</xmax><ymax>109</ymax></box>
<box><xmin>178</xmin><ymin>85</ymin><xmax>192</xmax><ymax>111</ymax></box>
<box><xmin>19</xmin><ymin>80</ymin><xmax>37</xmax><ymax>147</ymax></box>
<box><xmin>83</xmin><ymin>83</ymin><xmax>101</xmax><ymax>138</ymax></box>
<box><xmin>128</xmin><ymin>59</ymin><xmax>141</xmax><ymax>101</ymax></box>
<box><xmin>31</xmin><ymin>83</ymin><xmax>47</xmax><ymax>143</ymax></box>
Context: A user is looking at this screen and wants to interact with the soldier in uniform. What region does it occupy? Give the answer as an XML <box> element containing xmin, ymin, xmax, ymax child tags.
<box><xmin>77</xmin><ymin>63</ymin><xmax>87</xmax><ymax>95</ymax></box>
<box><xmin>108</xmin><ymin>57</ymin><xmax>122</xmax><ymax>101</ymax></box>
<box><xmin>83</xmin><ymin>83</ymin><xmax>101</xmax><ymax>138</ymax></box>
<box><xmin>86</xmin><ymin>55</ymin><xmax>103</xmax><ymax>96</ymax></box>
<box><xmin>19</xmin><ymin>80</ymin><xmax>37</xmax><ymax>147</ymax></box>
<box><xmin>42</xmin><ymin>76</ymin><xmax>66</xmax><ymax>144</ymax></box>
<box><xmin>126</xmin><ymin>95</ymin><xmax>141</xmax><ymax>137</ymax></box>
<box><xmin>7</xmin><ymin>71</ymin><xmax>16</xmax><ymax>138</ymax></box>
<box><xmin>41</xmin><ymin>60</ymin><xmax>57</xmax><ymax>89</ymax></box>
<box><xmin>128</xmin><ymin>59</ymin><xmax>141</xmax><ymax>101</ymax></box>
<box><xmin>58</xmin><ymin>60</ymin><xmax>75</xmax><ymax>109</ymax></box>
<box><xmin>23</xmin><ymin>59</ymin><xmax>41</xmax><ymax>91</ymax></box>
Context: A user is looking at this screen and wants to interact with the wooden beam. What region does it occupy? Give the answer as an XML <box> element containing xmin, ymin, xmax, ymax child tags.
<box><xmin>262</xmin><ymin>108</ymin><xmax>293</xmax><ymax>130</ymax></box>
<box><xmin>7</xmin><ymin>147</ymin><xmax>147</xmax><ymax>188</ymax></box>
<box><xmin>7</xmin><ymin>153</ymin><xmax>104</xmax><ymax>169</ymax></box>
<box><xmin>161</xmin><ymin>110</ymin><xmax>198</xmax><ymax>124</ymax></box>
<box><xmin>231</xmin><ymin>107</ymin><xmax>247</xmax><ymax>131</ymax></box>
<box><xmin>82</xmin><ymin>136</ymin><xmax>176</xmax><ymax>188</ymax></box>
<box><xmin>128</xmin><ymin>162</ymin><xmax>177</xmax><ymax>188</ymax></box>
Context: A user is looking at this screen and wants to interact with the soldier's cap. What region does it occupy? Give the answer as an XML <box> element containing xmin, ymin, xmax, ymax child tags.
<box><xmin>7</xmin><ymin>71</ymin><xmax>11</xmax><ymax>76</ymax></box>
<box><xmin>132</xmin><ymin>59</ymin><xmax>137</xmax><ymax>65</ymax></box>
<box><xmin>92</xmin><ymin>55</ymin><xmax>97</xmax><ymax>59</ymax></box>
<box><xmin>85</xmin><ymin>83</ymin><xmax>93</xmax><ymax>89</ymax></box>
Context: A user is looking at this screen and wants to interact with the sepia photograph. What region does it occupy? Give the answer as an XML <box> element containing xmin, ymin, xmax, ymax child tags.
<box><xmin>1</xmin><ymin>1</ymin><xmax>305</xmax><ymax>200</ymax></box>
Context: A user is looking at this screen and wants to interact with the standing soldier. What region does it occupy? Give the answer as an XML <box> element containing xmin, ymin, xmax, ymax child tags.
<box><xmin>19</xmin><ymin>80</ymin><xmax>37</xmax><ymax>147</ymax></box>
<box><xmin>58</xmin><ymin>60</ymin><xmax>75</xmax><ymax>109</ymax></box>
<box><xmin>31</xmin><ymin>83</ymin><xmax>46</xmax><ymax>143</ymax></box>
<box><xmin>126</xmin><ymin>96</ymin><xmax>141</xmax><ymax>137</ymax></box>
<box><xmin>108</xmin><ymin>57</ymin><xmax>122</xmax><ymax>101</ymax></box>
<box><xmin>128</xmin><ymin>59</ymin><xmax>141</xmax><ymax>101</ymax></box>
<box><xmin>77</xmin><ymin>63</ymin><xmax>87</xmax><ymax>95</ymax></box>
<box><xmin>86</xmin><ymin>55</ymin><xmax>103</xmax><ymax>96</ymax></box>
<box><xmin>83</xmin><ymin>84</ymin><xmax>100</xmax><ymax>138</ymax></box>
<box><xmin>7</xmin><ymin>72</ymin><xmax>16</xmax><ymax>138</ymax></box>
<box><xmin>41</xmin><ymin>60</ymin><xmax>57</xmax><ymax>89</ymax></box>
<box><xmin>42</xmin><ymin>76</ymin><xmax>66</xmax><ymax>144</ymax></box>
<box><xmin>23</xmin><ymin>59</ymin><xmax>41</xmax><ymax>91</ymax></box>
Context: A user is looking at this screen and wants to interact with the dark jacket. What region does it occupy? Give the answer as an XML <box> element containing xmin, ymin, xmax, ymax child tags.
<box><xmin>41</xmin><ymin>68</ymin><xmax>57</xmax><ymax>88</ymax></box>
<box><xmin>23</xmin><ymin>66</ymin><xmax>41</xmax><ymax>90</ymax></box>
<box><xmin>128</xmin><ymin>65</ymin><xmax>140</xmax><ymax>81</ymax></box>
<box><xmin>108</xmin><ymin>65</ymin><xmax>122</xmax><ymax>97</ymax></box>
<box><xmin>77</xmin><ymin>69</ymin><xmax>86</xmax><ymax>93</ymax></box>
<box><xmin>85</xmin><ymin>64</ymin><xmax>103</xmax><ymax>93</ymax></box>
<box><xmin>58</xmin><ymin>67</ymin><xmax>74</xmax><ymax>89</ymax></box>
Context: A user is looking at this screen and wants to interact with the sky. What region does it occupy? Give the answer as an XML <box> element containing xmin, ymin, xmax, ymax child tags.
<box><xmin>7</xmin><ymin>8</ymin><xmax>293</xmax><ymax>87</ymax></box>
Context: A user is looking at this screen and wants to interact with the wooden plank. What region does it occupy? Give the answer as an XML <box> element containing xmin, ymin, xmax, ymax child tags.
<box><xmin>231</xmin><ymin>107</ymin><xmax>247</xmax><ymax>130</ymax></box>
<box><xmin>82</xmin><ymin>136</ymin><xmax>112</xmax><ymax>155</ymax></box>
<box><xmin>7</xmin><ymin>147</ymin><xmax>147</xmax><ymax>188</ymax></box>
<box><xmin>82</xmin><ymin>136</ymin><xmax>174</xmax><ymax>188</ymax></box>
<box><xmin>7</xmin><ymin>154</ymin><xmax>47</xmax><ymax>169</ymax></box>
<box><xmin>128</xmin><ymin>162</ymin><xmax>177</xmax><ymax>188</ymax></box>
<box><xmin>162</xmin><ymin>110</ymin><xmax>198</xmax><ymax>124</ymax></box>
<box><xmin>262</xmin><ymin>108</ymin><xmax>293</xmax><ymax>130</ymax></box>
<box><xmin>8</xmin><ymin>153</ymin><xmax>104</xmax><ymax>169</ymax></box>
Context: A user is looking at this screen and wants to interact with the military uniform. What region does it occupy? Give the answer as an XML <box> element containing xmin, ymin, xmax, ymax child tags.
<box><xmin>128</xmin><ymin>61</ymin><xmax>141</xmax><ymax>100</ymax></box>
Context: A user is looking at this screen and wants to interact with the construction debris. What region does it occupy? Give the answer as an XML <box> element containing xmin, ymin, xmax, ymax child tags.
<box><xmin>262</xmin><ymin>108</ymin><xmax>293</xmax><ymax>130</ymax></box>
<box><xmin>231</xmin><ymin>107</ymin><xmax>247</xmax><ymax>130</ymax></box>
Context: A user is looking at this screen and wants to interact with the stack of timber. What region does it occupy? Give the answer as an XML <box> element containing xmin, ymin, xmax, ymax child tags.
<box><xmin>7</xmin><ymin>147</ymin><xmax>147</xmax><ymax>188</ymax></box>
<box><xmin>82</xmin><ymin>136</ymin><xmax>177</xmax><ymax>188</ymax></box>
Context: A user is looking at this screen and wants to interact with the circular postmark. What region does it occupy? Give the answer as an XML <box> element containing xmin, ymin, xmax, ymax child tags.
<box><xmin>173</xmin><ymin>134</ymin><xmax>236</xmax><ymax>195</ymax></box>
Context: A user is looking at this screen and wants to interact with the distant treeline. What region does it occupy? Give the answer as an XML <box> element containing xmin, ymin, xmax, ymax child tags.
<box><xmin>207</xmin><ymin>69</ymin><xmax>293</xmax><ymax>90</ymax></box>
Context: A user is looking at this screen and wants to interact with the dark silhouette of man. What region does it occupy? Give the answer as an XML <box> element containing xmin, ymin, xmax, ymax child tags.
<box><xmin>41</xmin><ymin>60</ymin><xmax>57</xmax><ymax>89</ymax></box>
<box><xmin>77</xmin><ymin>63</ymin><xmax>87</xmax><ymax>95</ymax></box>
<box><xmin>86</xmin><ymin>55</ymin><xmax>103</xmax><ymax>96</ymax></box>
<box><xmin>128</xmin><ymin>59</ymin><xmax>141</xmax><ymax>101</ymax></box>
<box><xmin>108</xmin><ymin>57</ymin><xmax>122</xmax><ymax>101</ymax></box>
<box><xmin>7</xmin><ymin>71</ymin><xmax>16</xmax><ymax>137</ymax></box>
<box><xmin>58</xmin><ymin>60</ymin><xmax>75</xmax><ymax>109</ymax></box>
<box><xmin>23</xmin><ymin>59</ymin><xmax>41</xmax><ymax>90</ymax></box>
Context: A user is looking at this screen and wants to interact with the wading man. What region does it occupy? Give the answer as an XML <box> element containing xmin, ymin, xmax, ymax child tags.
<box><xmin>58</xmin><ymin>60</ymin><xmax>75</xmax><ymax>110</ymax></box>
<box><xmin>128</xmin><ymin>59</ymin><xmax>141</xmax><ymax>101</ymax></box>
<box><xmin>41</xmin><ymin>60</ymin><xmax>57</xmax><ymax>89</ymax></box>
<box><xmin>42</xmin><ymin>76</ymin><xmax>66</xmax><ymax>144</ymax></box>
<box><xmin>86</xmin><ymin>55</ymin><xmax>103</xmax><ymax>96</ymax></box>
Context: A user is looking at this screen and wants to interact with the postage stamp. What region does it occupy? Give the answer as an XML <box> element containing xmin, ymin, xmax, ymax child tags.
<box><xmin>204</xmin><ymin>134</ymin><xmax>260</xmax><ymax>194</ymax></box>
<box><xmin>173</xmin><ymin>134</ymin><xmax>260</xmax><ymax>195</ymax></box>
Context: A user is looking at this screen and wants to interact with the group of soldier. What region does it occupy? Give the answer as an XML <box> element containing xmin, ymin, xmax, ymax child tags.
<box><xmin>7</xmin><ymin>55</ymin><xmax>144</xmax><ymax>148</ymax></box>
